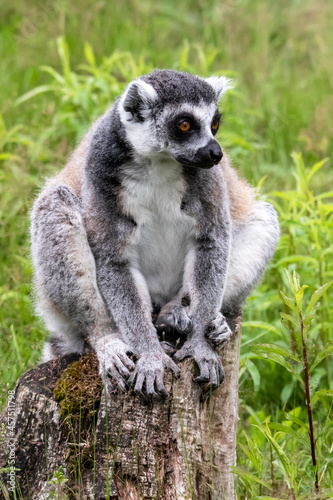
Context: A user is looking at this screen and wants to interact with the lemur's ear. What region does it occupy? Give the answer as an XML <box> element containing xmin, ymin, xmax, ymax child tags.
<box><xmin>122</xmin><ymin>79</ymin><xmax>158</xmax><ymax>122</ymax></box>
<box><xmin>205</xmin><ymin>76</ymin><xmax>233</xmax><ymax>100</ymax></box>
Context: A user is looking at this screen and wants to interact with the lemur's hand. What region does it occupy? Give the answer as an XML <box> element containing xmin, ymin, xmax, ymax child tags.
<box><xmin>95</xmin><ymin>337</ymin><xmax>135</xmax><ymax>392</ymax></box>
<box><xmin>174</xmin><ymin>338</ymin><xmax>224</xmax><ymax>388</ymax></box>
<box><xmin>130</xmin><ymin>347</ymin><xmax>180</xmax><ymax>398</ymax></box>
<box><xmin>205</xmin><ymin>312</ymin><xmax>232</xmax><ymax>347</ymax></box>
<box><xmin>155</xmin><ymin>304</ymin><xmax>193</xmax><ymax>335</ymax></box>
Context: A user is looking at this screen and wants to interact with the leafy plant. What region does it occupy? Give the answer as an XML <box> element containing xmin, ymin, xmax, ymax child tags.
<box><xmin>48</xmin><ymin>466</ymin><xmax>68</xmax><ymax>500</ymax></box>
<box><xmin>237</xmin><ymin>268</ymin><xmax>333</xmax><ymax>499</ymax></box>
<box><xmin>279</xmin><ymin>270</ymin><xmax>332</xmax><ymax>496</ymax></box>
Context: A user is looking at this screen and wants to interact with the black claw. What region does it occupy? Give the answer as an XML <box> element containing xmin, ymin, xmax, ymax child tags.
<box><xmin>147</xmin><ymin>390</ymin><xmax>158</xmax><ymax>399</ymax></box>
<box><xmin>107</xmin><ymin>376</ymin><xmax>121</xmax><ymax>394</ymax></box>
<box><xmin>122</xmin><ymin>377</ymin><xmax>131</xmax><ymax>387</ymax></box>
<box><xmin>107</xmin><ymin>380</ymin><xmax>116</xmax><ymax>393</ymax></box>
<box><xmin>195</xmin><ymin>375</ymin><xmax>210</xmax><ymax>383</ymax></box>
<box><xmin>134</xmin><ymin>388</ymin><xmax>145</xmax><ymax>398</ymax></box>
<box><xmin>158</xmin><ymin>389</ymin><xmax>169</xmax><ymax>399</ymax></box>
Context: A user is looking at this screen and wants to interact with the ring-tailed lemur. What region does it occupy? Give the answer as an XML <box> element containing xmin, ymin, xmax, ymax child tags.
<box><xmin>31</xmin><ymin>70</ymin><xmax>279</xmax><ymax>397</ymax></box>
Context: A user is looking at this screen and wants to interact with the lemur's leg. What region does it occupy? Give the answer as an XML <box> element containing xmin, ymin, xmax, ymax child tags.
<box><xmin>155</xmin><ymin>295</ymin><xmax>193</xmax><ymax>336</ymax></box>
<box><xmin>206</xmin><ymin>201</ymin><xmax>280</xmax><ymax>345</ymax></box>
<box><xmin>156</xmin><ymin>201</ymin><xmax>279</xmax><ymax>354</ymax></box>
<box><xmin>31</xmin><ymin>185</ymin><xmax>135</xmax><ymax>390</ymax></box>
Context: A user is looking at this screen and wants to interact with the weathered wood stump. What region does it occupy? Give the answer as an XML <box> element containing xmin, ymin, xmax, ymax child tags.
<box><xmin>0</xmin><ymin>314</ymin><xmax>241</xmax><ymax>500</ymax></box>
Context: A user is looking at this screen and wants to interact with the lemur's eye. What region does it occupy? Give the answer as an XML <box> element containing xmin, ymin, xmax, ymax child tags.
<box><xmin>179</xmin><ymin>121</ymin><xmax>191</xmax><ymax>132</ymax></box>
<box><xmin>211</xmin><ymin>120</ymin><xmax>220</xmax><ymax>132</ymax></box>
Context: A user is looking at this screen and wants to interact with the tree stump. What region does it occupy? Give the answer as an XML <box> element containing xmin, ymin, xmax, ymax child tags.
<box><xmin>0</xmin><ymin>313</ymin><xmax>241</xmax><ymax>500</ymax></box>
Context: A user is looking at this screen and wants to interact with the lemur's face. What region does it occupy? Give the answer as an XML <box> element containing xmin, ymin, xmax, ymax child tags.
<box><xmin>119</xmin><ymin>70</ymin><xmax>232</xmax><ymax>169</ymax></box>
<box><xmin>163</xmin><ymin>102</ymin><xmax>222</xmax><ymax>169</ymax></box>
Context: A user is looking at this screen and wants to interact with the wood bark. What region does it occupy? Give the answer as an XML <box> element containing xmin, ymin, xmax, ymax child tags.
<box><xmin>0</xmin><ymin>313</ymin><xmax>241</xmax><ymax>500</ymax></box>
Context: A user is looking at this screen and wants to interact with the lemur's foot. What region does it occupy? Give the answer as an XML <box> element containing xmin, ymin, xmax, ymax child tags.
<box><xmin>95</xmin><ymin>337</ymin><xmax>135</xmax><ymax>393</ymax></box>
<box><xmin>160</xmin><ymin>341</ymin><xmax>177</xmax><ymax>355</ymax></box>
<box><xmin>155</xmin><ymin>304</ymin><xmax>192</xmax><ymax>335</ymax></box>
<box><xmin>174</xmin><ymin>339</ymin><xmax>224</xmax><ymax>388</ymax></box>
<box><xmin>130</xmin><ymin>347</ymin><xmax>180</xmax><ymax>399</ymax></box>
<box><xmin>205</xmin><ymin>312</ymin><xmax>232</xmax><ymax>347</ymax></box>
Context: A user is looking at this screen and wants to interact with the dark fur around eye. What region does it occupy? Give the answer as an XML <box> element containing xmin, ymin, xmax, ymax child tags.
<box><xmin>211</xmin><ymin>123</ymin><xmax>219</xmax><ymax>136</ymax></box>
<box><xmin>167</xmin><ymin>115</ymin><xmax>200</xmax><ymax>142</ymax></box>
<box><xmin>211</xmin><ymin>111</ymin><xmax>222</xmax><ymax>135</ymax></box>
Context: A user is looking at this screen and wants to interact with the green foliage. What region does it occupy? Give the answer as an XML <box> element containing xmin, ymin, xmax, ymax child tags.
<box><xmin>16</xmin><ymin>37</ymin><xmax>156</xmax><ymax>142</ymax></box>
<box><xmin>0</xmin><ymin>0</ymin><xmax>333</xmax><ymax>498</ymax></box>
<box><xmin>48</xmin><ymin>466</ymin><xmax>68</xmax><ymax>500</ymax></box>
<box><xmin>238</xmin><ymin>271</ymin><xmax>333</xmax><ymax>498</ymax></box>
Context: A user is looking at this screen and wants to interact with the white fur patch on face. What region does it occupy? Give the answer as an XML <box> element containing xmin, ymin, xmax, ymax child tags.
<box><xmin>118</xmin><ymin>79</ymin><xmax>163</xmax><ymax>158</ymax></box>
<box><xmin>119</xmin><ymin>110</ymin><xmax>162</xmax><ymax>160</ymax></box>
<box><xmin>120</xmin><ymin>111</ymin><xmax>160</xmax><ymax>158</ymax></box>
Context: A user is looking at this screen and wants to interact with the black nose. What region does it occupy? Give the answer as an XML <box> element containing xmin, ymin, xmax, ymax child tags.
<box><xmin>209</xmin><ymin>143</ymin><xmax>223</xmax><ymax>164</ymax></box>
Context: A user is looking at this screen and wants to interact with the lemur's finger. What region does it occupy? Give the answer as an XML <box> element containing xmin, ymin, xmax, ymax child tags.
<box><xmin>218</xmin><ymin>332</ymin><xmax>232</xmax><ymax>344</ymax></box>
<box><xmin>166</xmin><ymin>357</ymin><xmax>181</xmax><ymax>376</ymax></box>
<box><xmin>195</xmin><ymin>362</ymin><xmax>210</xmax><ymax>383</ymax></box>
<box><xmin>146</xmin><ymin>374</ymin><xmax>158</xmax><ymax>397</ymax></box>
<box><xmin>109</xmin><ymin>371</ymin><xmax>127</xmax><ymax>392</ymax></box>
<box><xmin>206</xmin><ymin>325</ymin><xmax>228</xmax><ymax>339</ymax></box>
<box><xmin>208</xmin><ymin>312</ymin><xmax>223</xmax><ymax>330</ymax></box>
<box><xmin>156</xmin><ymin>372</ymin><xmax>168</xmax><ymax>398</ymax></box>
<box><xmin>160</xmin><ymin>341</ymin><xmax>176</xmax><ymax>354</ymax></box>
<box><xmin>173</xmin><ymin>346</ymin><xmax>190</xmax><ymax>362</ymax></box>
<box><xmin>118</xmin><ymin>352</ymin><xmax>135</xmax><ymax>371</ymax></box>
<box><xmin>205</xmin><ymin>313</ymin><xmax>232</xmax><ymax>343</ymax></box>
<box><xmin>209</xmin><ymin>366</ymin><xmax>218</xmax><ymax>387</ymax></box>
<box><xmin>218</xmin><ymin>363</ymin><xmax>225</xmax><ymax>384</ymax></box>
<box><xmin>105</xmin><ymin>377</ymin><xmax>116</xmax><ymax>393</ymax></box>
<box><xmin>134</xmin><ymin>373</ymin><xmax>145</xmax><ymax>394</ymax></box>
<box><xmin>113</xmin><ymin>356</ymin><xmax>131</xmax><ymax>379</ymax></box>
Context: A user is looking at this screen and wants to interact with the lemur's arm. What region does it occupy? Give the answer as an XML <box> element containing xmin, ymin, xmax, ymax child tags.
<box><xmin>86</xmin><ymin>206</ymin><xmax>179</xmax><ymax>397</ymax></box>
<box><xmin>173</xmin><ymin>181</ymin><xmax>233</xmax><ymax>387</ymax></box>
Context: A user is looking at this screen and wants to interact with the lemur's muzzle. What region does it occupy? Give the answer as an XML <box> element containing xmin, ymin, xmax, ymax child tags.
<box><xmin>176</xmin><ymin>140</ymin><xmax>223</xmax><ymax>169</ymax></box>
<box><xmin>195</xmin><ymin>140</ymin><xmax>223</xmax><ymax>168</ymax></box>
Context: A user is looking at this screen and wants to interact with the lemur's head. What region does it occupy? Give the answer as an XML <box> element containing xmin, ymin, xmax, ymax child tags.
<box><xmin>118</xmin><ymin>70</ymin><xmax>232</xmax><ymax>169</ymax></box>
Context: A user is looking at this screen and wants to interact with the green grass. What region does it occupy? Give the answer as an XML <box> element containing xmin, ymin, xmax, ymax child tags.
<box><xmin>0</xmin><ymin>0</ymin><xmax>333</xmax><ymax>498</ymax></box>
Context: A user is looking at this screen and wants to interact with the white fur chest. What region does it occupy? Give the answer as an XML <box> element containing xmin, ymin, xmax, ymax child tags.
<box><xmin>122</xmin><ymin>161</ymin><xmax>197</xmax><ymax>305</ymax></box>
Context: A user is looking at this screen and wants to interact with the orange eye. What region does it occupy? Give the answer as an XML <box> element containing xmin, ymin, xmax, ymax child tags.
<box><xmin>179</xmin><ymin>121</ymin><xmax>191</xmax><ymax>132</ymax></box>
<box><xmin>211</xmin><ymin>120</ymin><xmax>219</xmax><ymax>131</ymax></box>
